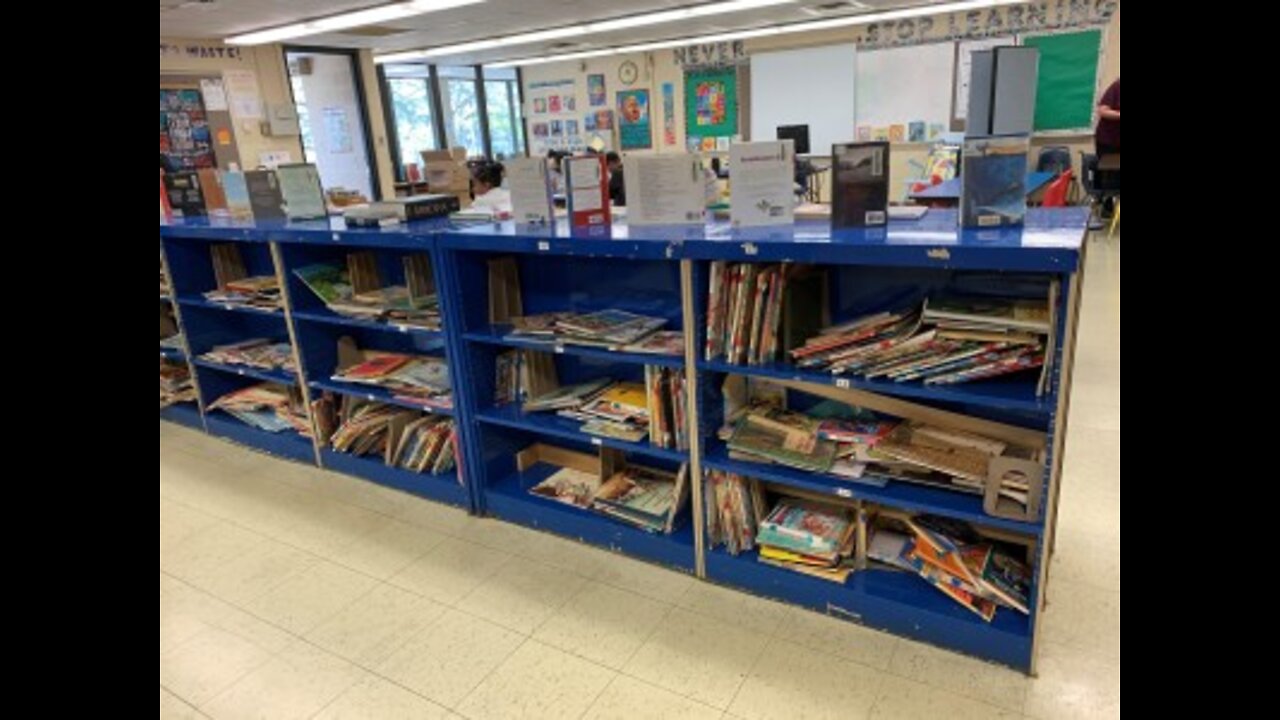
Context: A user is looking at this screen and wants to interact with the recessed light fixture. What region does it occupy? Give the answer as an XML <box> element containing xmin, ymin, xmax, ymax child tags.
<box><xmin>486</xmin><ymin>0</ymin><xmax>1022</xmax><ymax>68</ymax></box>
<box><xmin>374</xmin><ymin>0</ymin><xmax>796</xmax><ymax>63</ymax></box>
<box><xmin>226</xmin><ymin>0</ymin><xmax>484</xmax><ymax>46</ymax></box>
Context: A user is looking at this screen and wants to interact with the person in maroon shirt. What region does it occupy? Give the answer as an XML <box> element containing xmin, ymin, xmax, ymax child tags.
<box><xmin>1095</xmin><ymin>78</ymin><xmax>1120</xmax><ymax>217</ymax></box>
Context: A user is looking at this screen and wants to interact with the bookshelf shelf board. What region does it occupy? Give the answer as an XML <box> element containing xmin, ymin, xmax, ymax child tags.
<box><xmin>308</xmin><ymin>379</ymin><xmax>454</xmax><ymax>417</ymax></box>
<box><xmin>204</xmin><ymin>411</ymin><xmax>315</xmax><ymax>463</ymax></box>
<box><xmin>192</xmin><ymin>358</ymin><xmax>298</xmax><ymax>387</ymax></box>
<box><xmin>159</xmin><ymin>402</ymin><xmax>204</xmax><ymax>431</ymax></box>
<box><xmin>319</xmin><ymin>448</ymin><xmax>467</xmax><ymax>507</ymax></box>
<box><xmin>476</xmin><ymin>404</ymin><xmax>689</xmax><ymax>465</ymax></box>
<box><xmin>464</xmin><ymin>328</ymin><xmax>685</xmax><ymax>368</ymax></box>
<box><xmin>292</xmin><ymin>309</ymin><xmax>445</xmax><ymax>342</ymax></box>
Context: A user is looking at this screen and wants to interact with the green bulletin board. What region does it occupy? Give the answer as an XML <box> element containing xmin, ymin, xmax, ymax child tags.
<box><xmin>1024</xmin><ymin>29</ymin><xmax>1102</xmax><ymax>131</ymax></box>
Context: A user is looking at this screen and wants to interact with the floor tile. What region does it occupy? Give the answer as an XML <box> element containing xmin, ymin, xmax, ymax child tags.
<box><xmin>676</xmin><ymin>581</ymin><xmax>792</xmax><ymax>638</ymax></box>
<box><xmin>327</xmin><ymin>518</ymin><xmax>448</xmax><ymax>580</ymax></box>
<box><xmin>591</xmin><ymin>555</ymin><xmax>695</xmax><ymax>604</ymax></box>
<box><xmin>456</xmin><ymin>640</ymin><xmax>616</xmax><ymax>720</ymax></box>
<box><xmin>460</xmin><ymin>558</ymin><xmax>589</xmax><ymax>634</ymax></box>
<box><xmin>202</xmin><ymin>640</ymin><xmax>364</xmax><ymax>720</ymax></box>
<box><xmin>888</xmin><ymin>639</ymin><xmax>1028</xmax><ymax>713</ymax></box>
<box><xmin>869</xmin><ymin>674</ymin><xmax>1019</xmax><ymax>720</ymax></box>
<box><xmin>583</xmin><ymin>675</ymin><xmax>724</xmax><ymax>720</ymax></box>
<box><xmin>161</xmin><ymin>687</ymin><xmax>209</xmax><ymax>720</ymax></box>
<box><xmin>375</xmin><ymin>608</ymin><xmax>525</xmax><ymax>708</ymax></box>
<box><xmin>242</xmin><ymin>559</ymin><xmax>379</xmax><ymax>635</ymax></box>
<box><xmin>306</xmin><ymin>583</ymin><xmax>448</xmax><ymax>666</ymax></box>
<box><xmin>533</xmin><ymin>580</ymin><xmax>671</xmax><ymax>669</ymax></box>
<box><xmin>772</xmin><ymin>606</ymin><xmax>899</xmax><ymax>671</ymax></box>
<box><xmin>388</xmin><ymin>537</ymin><xmax>513</xmax><ymax>606</ymax></box>
<box><xmin>159</xmin><ymin>626</ymin><xmax>273</xmax><ymax>707</ymax></box>
<box><xmin>1023</xmin><ymin>641</ymin><xmax>1120</xmax><ymax>720</ymax></box>
<box><xmin>314</xmin><ymin>675</ymin><xmax>453</xmax><ymax>720</ymax></box>
<box><xmin>729</xmin><ymin>637</ymin><xmax>884</xmax><ymax>720</ymax></box>
<box><xmin>623</xmin><ymin>607</ymin><xmax>769</xmax><ymax>710</ymax></box>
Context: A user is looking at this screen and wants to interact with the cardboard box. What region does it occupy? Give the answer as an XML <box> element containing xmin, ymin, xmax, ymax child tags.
<box><xmin>421</xmin><ymin>147</ymin><xmax>468</xmax><ymax>163</ymax></box>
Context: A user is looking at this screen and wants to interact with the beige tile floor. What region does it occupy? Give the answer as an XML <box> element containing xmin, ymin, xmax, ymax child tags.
<box><xmin>160</xmin><ymin>234</ymin><xmax>1120</xmax><ymax>720</ymax></box>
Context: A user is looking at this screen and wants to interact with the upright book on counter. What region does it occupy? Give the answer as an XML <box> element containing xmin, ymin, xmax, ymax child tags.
<box><xmin>565</xmin><ymin>155</ymin><xmax>611</xmax><ymax>234</ymax></box>
<box><xmin>960</xmin><ymin>135</ymin><xmax>1029</xmax><ymax>228</ymax></box>
<box><xmin>831</xmin><ymin>141</ymin><xmax>889</xmax><ymax>229</ymax></box>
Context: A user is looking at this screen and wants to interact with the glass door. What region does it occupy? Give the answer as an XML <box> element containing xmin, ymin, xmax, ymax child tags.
<box><xmin>285</xmin><ymin>49</ymin><xmax>377</xmax><ymax>201</ymax></box>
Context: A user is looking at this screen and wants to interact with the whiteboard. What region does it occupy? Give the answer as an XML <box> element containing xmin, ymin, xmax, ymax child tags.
<box><xmin>750</xmin><ymin>44</ymin><xmax>856</xmax><ymax>155</ymax></box>
<box><xmin>854</xmin><ymin>43</ymin><xmax>954</xmax><ymax>132</ymax></box>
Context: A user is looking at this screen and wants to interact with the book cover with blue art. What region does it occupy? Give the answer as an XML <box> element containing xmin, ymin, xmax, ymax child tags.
<box><xmin>960</xmin><ymin>135</ymin><xmax>1029</xmax><ymax>228</ymax></box>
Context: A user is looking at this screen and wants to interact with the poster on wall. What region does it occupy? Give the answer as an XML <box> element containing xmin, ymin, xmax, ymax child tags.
<box><xmin>222</xmin><ymin>69</ymin><xmax>263</xmax><ymax>120</ymax></box>
<box><xmin>617</xmin><ymin>90</ymin><xmax>651</xmax><ymax>150</ymax></box>
<box><xmin>160</xmin><ymin>88</ymin><xmax>215</xmax><ymax>171</ymax></box>
<box><xmin>527</xmin><ymin>78</ymin><xmax>580</xmax><ymax>155</ymax></box>
<box><xmin>661</xmin><ymin>82</ymin><xmax>677</xmax><ymax>147</ymax></box>
<box><xmin>685</xmin><ymin>68</ymin><xmax>737</xmax><ymax>139</ymax></box>
<box><xmin>323</xmin><ymin>107</ymin><xmax>353</xmax><ymax>153</ymax></box>
<box><xmin>588</xmin><ymin>74</ymin><xmax>606</xmax><ymax>106</ymax></box>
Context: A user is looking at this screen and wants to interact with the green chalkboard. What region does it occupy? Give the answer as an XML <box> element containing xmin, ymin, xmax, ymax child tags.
<box><xmin>1024</xmin><ymin>30</ymin><xmax>1102</xmax><ymax>131</ymax></box>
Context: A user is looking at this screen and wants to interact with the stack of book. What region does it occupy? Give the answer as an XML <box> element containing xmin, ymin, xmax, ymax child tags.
<box><xmin>328</xmin><ymin>403</ymin><xmax>414</xmax><ymax>455</ymax></box>
<box><xmin>392</xmin><ymin>416</ymin><xmax>457</xmax><ymax>474</ymax></box>
<box><xmin>504</xmin><ymin>309</ymin><xmax>680</xmax><ymax>354</ymax></box>
<box><xmin>208</xmin><ymin>383</ymin><xmax>310</xmax><ymax>434</ymax></box>
<box><xmin>529</xmin><ymin>462</ymin><xmax>688</xmax><ymax>533</ymax></box>
<box><xmin>160</xmin><ymin>333</ymin><xmax>186</xmax><ymax>353</ymax></box>
<box><xmin>521</xmin><ymin>372</ymin><xmax>688</xmax><ymax>449</ymax></box>
<box><xmin>331</xmin><ymin>353</ymin><xmax>452</xmax><ymax>409</ymax></box>
<box><xmin>160</xmin><ymin>359</ymin><xmax>196</xmax><ymax>408</ymax></box>
<box><xmin>204</xmin><ymin>276</ymin><xmax>281</xmax><ymax>310</ymax></box>
<box><xmin>199</xmin><ymin>338</ymin><xmax>296</xmax><ymax>374</ymax></box>
<box><xmin>869</xmin><ymin>514</ymin><xmax>1031</xmax><ymax>622</ymax></box>
<box><xmin>704</xmin><ymin>470</ymin><xmax>760</xmax><ymax>555</ymax></box>
<box><xmin>160</xmin><ymin>261</ymin><xmax>170</xmax><ymax>296</ymax></box>
<box><xmin>724</xmin><ymin>402</ymin><xmax>1035</xmax><ymax>501</ymax></box>
<box><xmin>294</xmin><ymin>263</ymin><xmax>442</xmax><ymax>329</ymax></box>
<box><xmin>791</xmin><ymin>293</ymin><xmax>1053</xmax><ymax>390</ymax></box>
<box><xmin>704</xmin><ymin>262</ymin><xmax>790</xmax><ymax>365</ymax></box>
<box><xmin>756</xmin><ymin>499</ymin><xmax>856</xmax><ymax>583</ymax></box>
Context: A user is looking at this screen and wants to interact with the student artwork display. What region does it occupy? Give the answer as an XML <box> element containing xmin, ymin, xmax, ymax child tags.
<box><xmin>550</xmin><ymin>120</ymin><xmax>564</xmax><ymax>137</ymax></box>
<box><xmin>527</xmin><ymin>78</ymin><xmax>579</xmax><ymax>155</ymax></box>
<box><xmin>617</xmin><ymin>89</ymin><xmax>652</xmax><ymax>150</ymax></box>
<box><xmin>857</xmin><ymin>126</ymin><xmax>872</xmax><ymax>141</ymax></box>
<box><xmin>684</xmin><ymin>67</ymin><xmax>737</xmax><ymax>138</ymax></box>
<box><xmin>661</xmin><ymin>82</ymin><xmax>677</xmax><ymax>147</ymax></box>
<box><xmin>588</xmin><ymin>74</ymin><xmax>606</xmax><ymax>106</ymax></box>
<box><xmin>534</xmin><ymin>98</ymin><xmax>547</xmax><ymax>114</ymax></box>
<box><xmin>889</xmin><ymin>125</ymin><xmax>905</xmax><ymax>143</ymax></box>
<box><xmin>550</xmin><ymin>95</ymin><xmax>562</xmax><ymax>113</ymax></box>
<box><xmin>908</xmin><ymin>121</ymin><xmax>926</xmax><ymax>142</ymax></box>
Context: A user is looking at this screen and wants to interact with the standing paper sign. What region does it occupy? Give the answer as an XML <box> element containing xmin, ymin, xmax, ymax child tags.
<box><xmin>565</xmin><ymin>155</ymin><xmax>611</xmax><ymax>233</ymax></box>
<box><xmin>624</xmin><ymin>155</ymin><xmax>705</xmax><ymax>226</ymax></box>
<box><xmin>507</xmin><ymin>157</ymin><xmax>555</xmax><ymax>226</ymax></box>
<box><xmin>729</xmin><ymin>140</ymin><xmax>795</xmax><ymax>228</ymax></box>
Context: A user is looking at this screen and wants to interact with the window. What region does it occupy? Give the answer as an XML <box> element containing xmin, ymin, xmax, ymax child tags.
<box><xmin>438</xmin><ymin>66</ymin><xmax>484</xmax><ymax>158</ymax></box>
<box><xmin>484</xmin><ymin>68</ymin><xmax>524</xmax><ymax>160</ymax></box>
<box><xmin>386</xmin><ymin>68</ymin><xmax>438</xmax><ymax>169</ymax></box>
<box><xmin>289</xmin><ymin>74</ymin><xmax>318</xmax><ymax>164</ymax></box>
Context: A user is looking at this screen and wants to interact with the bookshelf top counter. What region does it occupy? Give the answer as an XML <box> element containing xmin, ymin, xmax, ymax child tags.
<box><xmin>158</xmin><ymin>216</ymin><xmax>455</xmax><ymax>248</ymax></box>
<box><xmin>441</xmin><ymin>208</ymin><xmax>1088</xmax><ymax>271</ymax></box>
<box><xmin>161</xmin><ymin>208</ymin><xmax>1088</xmax><ymax>271</ymax></box>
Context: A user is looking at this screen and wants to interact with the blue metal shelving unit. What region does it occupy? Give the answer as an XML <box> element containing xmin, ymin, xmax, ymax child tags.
<box><xmin>160</xmin><ymin>209</ymin><xmax>1088</xmax><ymax>674</ymax></box>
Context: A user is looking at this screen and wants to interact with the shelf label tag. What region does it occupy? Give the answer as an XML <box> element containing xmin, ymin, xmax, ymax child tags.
<box><xmin>835</xmin><ymin>378</ymin><xmax>850</xmax><ymax>389</ymax></box>
<box><xmin>835</xmin><ymin>487</ymin><xmax>853</xmax><ymax>498</ymax></box>
<box><xmin>554</xmin><ymin>344</ymin><xmax>565</xmax><ymax>354</ymax></box>
<box><xmin>590</xmin><ymin>437</ymin><xmax>602</xmax><ymax>446</ymax></box>
<box><xmin>742</xmin><ymin>243</ymin><xmax>758</xmax><ymax>256</ymax></box>
<box><xmin>423</xmin><ymin>407</ymin><xmax>432</xmax><ymax>413</ymax></box>
<box><xmin>237</xmin><ymin>369</ymin><xmax>245</xmax><ymax>375</ymax></box>
<box><xmin>332</xmin><ymin>232</ymin><xmax>341</xmax><ymax>242</ymax></box>
<box><xmin>926</xmin><ymin>248</ymin><xmax>950</xmax><ymax>261</ymax></box>
<box><xmin>537</xmin><ymin>241</ymin><xmax>550</xmax><ymax>251</ymax></box>
<box><xmin>366</xmin><ymin>394</ymin><xmax>376</xmax><ymax>402</ymax></box>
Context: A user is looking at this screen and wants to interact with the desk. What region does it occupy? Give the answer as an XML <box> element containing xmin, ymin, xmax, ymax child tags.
<box><xmin>910</xmin><ymin>171</ymin><xmax>1056</xmax><ymax>207</ymax></box>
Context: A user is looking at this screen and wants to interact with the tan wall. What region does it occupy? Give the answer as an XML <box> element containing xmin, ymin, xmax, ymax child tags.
<box><xmin>161</xmin><ymin>40</ymin><xmax>397</xmax><ymax>200</ymax></box>
<box><xmin>161</xmin><ymin>38</ymin><xmax>303</xmax><ymax>170</ymax></box>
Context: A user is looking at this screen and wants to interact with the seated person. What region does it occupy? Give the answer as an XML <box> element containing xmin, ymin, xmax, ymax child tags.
<box><xmin>546</xmin><ymin>150</ymin><xmax>567</xmax><ymax>195</ymax></box>
<box><xmin>469</xmin><ymin>161</ymin><xmax>511</xmax><ymax>216</ymax></box>
<box><xmin>606</xmin><ymin>151</ymin><xmax>625</xmax><ymax>206</ymax></box>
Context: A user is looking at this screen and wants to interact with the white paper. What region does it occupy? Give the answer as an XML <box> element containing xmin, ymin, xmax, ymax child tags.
<box><xmin>624</xmin><ymin>155</ymin><xmax>705</xmax><ymax>226</ymax></box>
<box><xmin>199</xmin><ymin>79</ymin><xmax>228</xmax><ymax>111</ymax></box>
<box><xmin>223</xmin><ymin>69</ymin><xmax>263</xmax><ymax>119</ymax></box>
<box><xmin>729</xmin><ymin>141</ymin><xmax>795</xmax><ymax>227</ymax></box>
<box><xmin>258</xmin><ymin>150</ymin><xmax>293</xmax><ymax>168</ymax></box>
<box><xmin>507</xmin><ymin>157</ymin><xmax>554</xmax><ymax>224</ymax></box>
<box><xmin>566</xmin><ymin>157</ymin><xmax>604</xmax><ymax>213</ymax></box>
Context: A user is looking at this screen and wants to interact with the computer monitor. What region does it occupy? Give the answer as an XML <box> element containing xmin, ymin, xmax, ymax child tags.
<box><xmin>776</xmin><ymin>125</ymin><xmax>810</xmax><ymax>155</ymax></box>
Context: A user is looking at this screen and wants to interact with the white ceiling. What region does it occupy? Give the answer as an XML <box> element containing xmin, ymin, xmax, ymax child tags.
<box><xmin>160</xmin><ymin>0</ymin><xmax>947</xmax><ymax>65</ymax></box>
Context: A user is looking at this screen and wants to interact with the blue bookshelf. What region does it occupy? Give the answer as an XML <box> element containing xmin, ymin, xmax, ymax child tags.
<box><xmin>159</xmin><ymin>209</ymin><xmax>1088</xmax><ymax>674</ymax></box>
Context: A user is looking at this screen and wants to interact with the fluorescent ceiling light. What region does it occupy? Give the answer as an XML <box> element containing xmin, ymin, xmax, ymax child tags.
<box><xmin>486</xmin><ymin>0</ymin><xmax>1022</xmax><ymax>68</ymax></box>
<box><xmin>375</xmin><ymin>0</ymin><xmax>794</xmax><ymax>63</ymax></box>
<box><xmin>226</xmin><ymin>0</ymin><xmax>484</xmax><ymax>46</ymax></box>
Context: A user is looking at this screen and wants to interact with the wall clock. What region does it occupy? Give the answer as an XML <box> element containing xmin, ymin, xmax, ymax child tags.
<box><xmin>618</xmin><ymin>60</ymin><xmax>639</xmax><ymax>86</ymax></box>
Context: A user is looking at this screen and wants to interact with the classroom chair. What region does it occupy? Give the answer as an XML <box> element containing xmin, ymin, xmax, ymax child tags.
<box><xmin>1036</xmin><ymin>146</ymin><xmax>1073</xmax><ymax>176</ymax></box>
<box><xmin>1040</xmin><ymin>168</ymin><xmax>1074</xmax><ymax>207</ymax></box>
